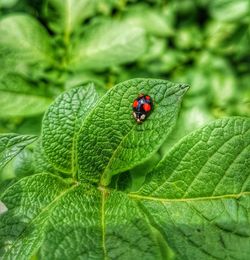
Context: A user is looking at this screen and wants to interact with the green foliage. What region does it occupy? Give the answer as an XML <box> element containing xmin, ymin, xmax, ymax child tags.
<box><xmin>0</xmin><ymin>0</ymin><xmax>18</xmax><ymax>9</ymax></box>
<box><xmin>0</xmin><ymin>0</ymin><xmax>249</xmax><ymax>259</ymax></box>
<box><xmin>210</xmin><ymin>0</ymin><xmax>249</xmax><ymax>21</ymax></box>
<box><xmin>44</xmin><ymin>0</ymin><xmax>97</xmax><ymax>35</ymax></box>
<box><xmin>70</xmin><ymin>20</ymin><xmax>146</xmax><ymax>70</ymax></box>
<box><xmin>0</xmin><ymin>0</ymin><xmax>249</xmax><ymax>135</ymax></box>
<box><xmin>0</xmin><ymin>14</ymin><xmax>52</xmax><ymax>77</ymax></box>
<box><xmin>0</xmin><ymin>74</ymin><xmax>52</xmax><ymax>118</ymax></box>
<box><xmin>1</xmin><ymin>80</ymin><xmax>250</xmax><ymax>259</ymax></box>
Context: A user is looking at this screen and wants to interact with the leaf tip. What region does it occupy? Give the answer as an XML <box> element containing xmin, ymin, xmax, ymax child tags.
<box><xmin>180</xmin><ymin>83</ymin><xmax>190</xmax><ymax>90</ymax></box>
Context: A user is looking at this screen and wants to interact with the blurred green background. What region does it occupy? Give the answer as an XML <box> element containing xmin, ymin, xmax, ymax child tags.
<box><xmin>0</xmin><ymin>0</ymin><xmax>249</xmax><ymax>181</ymax></box>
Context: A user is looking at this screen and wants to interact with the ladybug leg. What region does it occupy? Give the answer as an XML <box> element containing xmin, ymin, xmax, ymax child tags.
<box><xmin>132</xmin><ymin>112</ymin><xmax>137</xmax><ymax>120</ymax></box>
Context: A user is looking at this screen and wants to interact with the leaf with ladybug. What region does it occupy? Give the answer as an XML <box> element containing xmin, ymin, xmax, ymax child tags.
<box><xmin>76</xmin><ymin>78</ymin><xmax>188</xmax><ymax>185</ymax></box>
<box><xmin>1</xmin><ymin>79</ymin><xmax>249</xmax><ymax>260</ymax></box>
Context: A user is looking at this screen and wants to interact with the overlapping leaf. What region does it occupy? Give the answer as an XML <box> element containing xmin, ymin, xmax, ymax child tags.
<box><xmin>0</xmin><ymin>75</ymin><xmax>52</xmax><ymax>117</ymax></box>
<box><xmin>41</xmin><ymin>84</ymin><xmax>99</xmax><ymax>174</ymax></box>
<box><xmin>0</xmin><ymin>134</ymin><xmax>37</xmax><ymax>170</ymax></box>
<box><xmin>129</xmin><ymin>117</ymin><xmax>250</xmax><ymax>259</ymax></box>
<box><xmin>0</xmin><ymin>14</ymin><xmax>52</xmax><ymax>76</ymax></box>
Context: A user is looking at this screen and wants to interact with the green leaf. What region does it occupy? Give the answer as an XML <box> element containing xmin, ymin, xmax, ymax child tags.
<box><xmin>41</xmin><ymin>84</ymin><xmax>99</xmax><ymax>175</ymax></box>
<box><xmin>1</xmin><ymin>118</ymin><xmax>249</xmax><ymax>259</ymax></box>
<box><xmin>210</xmin><ymin>0</ymin><xmax>249</xmax><ymax>21</ymax></box>
<box><xmin>44</xmin><ymin>0</ymin><xmax>97</xmax><ymax>36</ymax></box>
<box><xmin>0</xmin><ymin>75</ymin><xmax>52</xmax><ymax>117</ymax></box>
<box><xmin>77</xmin><ymin>78</ymin><xmax>188</xmax><ymax>185</ymax></box>
<box><xmin>70</xmin><ymin>20</ymin><xmax>147</xmax><ymax>70</ymax></box>
<box><xmin>130</xmin><ymin>117</ymin><xmax>250</xmax><ymax>259</ymax></box>
<box><xmin>124</xmin><ymin>5</ymin><xmax>172</xmax><ymax>37</ymax></box>
<box><xmin>0</xmin><ymin>0</ymin><xmax>18</xmax><ymax>8</ymax></box>
<box><xmin>0</xmin><ymin>14</ymin><xmax>52</xmax><ymax>76</ymax></box>
<box><xmin>0</xmin><ymin>173</ymin><xmax>71</xmax><ymax>258</ymax></box>
<box><xmin>0</xmin><ymin>178</ymin><xmax>18</xmax><ymax>196</ymax></box>
<box><xmin>0</xmin><ymin>173</ymin><xmax>163</xmax><ymax>259</ymax></box>
<box><xmin>0</xmin><ymin>134</ymin><xmax>37</xmax><ymax>170</ymax></box>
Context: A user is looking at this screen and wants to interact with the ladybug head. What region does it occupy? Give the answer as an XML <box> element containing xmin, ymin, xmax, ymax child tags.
<box><xmin>133</xmin><ymin>112</ymin><xmax>146</xmax><ymax>123</ymax></box>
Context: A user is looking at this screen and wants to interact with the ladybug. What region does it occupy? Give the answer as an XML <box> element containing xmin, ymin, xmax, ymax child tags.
<box><xmin>132</xmin><ymin>94</ymin><xmax>153</xmax><ymax>123</ymax></box>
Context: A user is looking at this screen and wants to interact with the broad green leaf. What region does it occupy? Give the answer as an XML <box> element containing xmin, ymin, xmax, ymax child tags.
<box><xmin>124</xmin><ymin>5</ymin><xmax>172</xmax><ymax>37</ymax></box>
<box><xmin>0</xmin><ymin>173</ymin><xmax>163</xmax><ymax>259</ymax></box>
<box><xmin>70</xmin><ymin>20</ymin><xmax>146</xmax><ymax>70</ymax></box>
<box><xmin>130</xmin><ymin>117</ymin><xmax>250</xmax><ymax>259</ymax></box>
<box><xmin>210</xmin><ymin>0</ymin><xmax>249</xmax><ymax>21</ymax></box>
<box><xmin>0</xmin><ymin>0</ymin><xmax>18</xmax><ymax>8</ymax></box>
<box><xmin>44</xmin><ymin>0</ymin><xmax>97</xmax><ymax>36</ymax></box>
<box><xmin>0</xmin><ymin>134</ymin><xmax>37</xmax><ymax>170</ymax></box>
<box><xmin>0</xmin><ymin>173</ymin><xmax>71</xmax><ymax>258</ymax></box>
<box><xmin>41</xmin><ymin>84</ymin><xmax>99</xmax><ymax>175</ymax></box>
<box><xmin>0</xmin><ymin>92</ymin><xmax>52</xmax><ymax>118</ymax></box>
<box><xmin>0</xmin><ymin>75</ymin><xmax>52</xmax><ymax>117</ymax></box>
<box><xmin>77</xmin><ymin>78</ymin><xmax>188</xmax><ymax>185</ymax></box>
<box><xmin>0</xmin><ymin>14</ymin><xmax>52</xmax><ymax>76</ymax></box>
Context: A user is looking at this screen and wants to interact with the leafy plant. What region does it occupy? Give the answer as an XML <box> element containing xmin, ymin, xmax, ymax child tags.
<box><xmin>0</xmin><ymin>0</ymin><xmax>249</xmax><ymax>135</ymax></box>
<box><xmin>0</xmin><ymin>0</ymin><xmax>249</xmax><ymax>259</ymax></box>
<box><xmin>0</xmin><ymin>78</ymin><xmax>249</xmax><ymax>259</ymax></box>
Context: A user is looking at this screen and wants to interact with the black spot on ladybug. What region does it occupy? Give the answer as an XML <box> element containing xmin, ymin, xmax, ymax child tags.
<box><xmin>132</xmin><ymin>94</ymin><xmax>153</xmax><ymax>123</ymax></box>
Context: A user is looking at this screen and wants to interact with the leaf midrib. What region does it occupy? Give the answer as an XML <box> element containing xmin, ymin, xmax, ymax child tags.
<box><xmin>128</xmin><ymin>191</ymin><xmax>250</xmax><ymax>203</ymax></box>
<box><xmin>101</xmin><ymin>190</ymin><xmax>108</xmax><ymax>260</ymax></box>
<box><xmin>64</xmin><ymin>0</ymin><xmax>72</xmax><ymax>42</ymax></box>
<box><xmin>100</xmin><ymin>124</ymin><xmax>136</xmax><ymax>183</ymax></box>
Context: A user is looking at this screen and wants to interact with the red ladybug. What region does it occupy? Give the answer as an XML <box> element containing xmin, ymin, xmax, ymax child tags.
<box><xmin>132</xmin><ymin>94</ymin><xmax>153</xmax><ymax>123</ymax></box>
